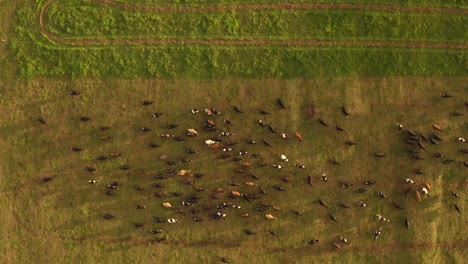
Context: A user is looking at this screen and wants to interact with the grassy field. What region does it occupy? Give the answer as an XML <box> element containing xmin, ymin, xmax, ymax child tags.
<box><xmin>0</xmin><ymin>0</ymin><xmax>467</xmax><ymax>264</ymax></box>
<box><xmin>0</xmin><ymin>77</ymin><xmax>466</xmax><ymax>263</ymax></box>
<box><xmin>9</xmin><ymin>0</ymin><xmax>467</xmax><ymax>79</ymax></box>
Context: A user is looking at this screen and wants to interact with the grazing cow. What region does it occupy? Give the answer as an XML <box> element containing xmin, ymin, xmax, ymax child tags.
<box><xmin>187</xmin><ymin>128</ymin><xmax>199</xmax><ymax>136</ymax></box>
<box><xmin>329</xmin><ymin>159</ymin><xmax>341</xmax><ymax>165</ymax></box>
<box><xmin>142</xmin><ymin>100</ymin><xmax>153</xmax><ymax>106</ymax></box>
<box><xmin>120</xmin><ymin>165</ymin><xmax>129</xmax><ymax>170</ymax></box>
<box><xmin>420</xmin><ymin>133</ymin><xmax>428</xmax><ymax>141</ymax></box>
<box><xmin>465</xmin><ymin>161</ymin><xmax>468</xmax><ymax>167</ymax></box>
<box><xmin>319</xmin><ymin>199</ymin><xmax>328</xmax><ymax>208</ymax></box>
<box><xmin>280</xmin><ymin>133</ymin><xmax>289</xmax><ymax>139</ymax></box>
<box><xmin>365</xmin><ymin>181</ymin><xmax>376</xmax><ymax>185</ymax></box>
<box><xmin>358</xmin><ymin>201</ymin><xmax>367</xmax><ymax>207</ymax></box>
<box><xmin>70</xmin><ymin>90</ymin><xmax>80</xmax><ymax>96</ymax></box>
<box><xmin>100</xmin><ymin>135</ymin><xmax>111</xmax><ymax>140</ymax></box>
<box><xmin>140</xmin><ymin>127</ymin><xmax>151</xmax><ymax>132</ymax></box>
<box><xmin>339</xmin><ymin>237</ymin><xmax>349</xmax><ymax>244</ymax></box>
<box><xmin>280</xmin><ymin>154</ymin><xmax>289</xmax><ymax>162</ymax></box>
<box><xmin>308</xmin><ymin>239</ymin><xmax>320</xmax><ymax>245</ymax></box>
<box><xmin>434</xmin><ymin>153</ymin><xmax>444</xmax><ymax>158</ymax></box>
<box><xmin>294</xmin><ymin>132</ymin><xmax>304</xmax><ymax>141</ymax></box>
<box><xmin>406</xmin><ymin>178</ymin><xmax>415</xmax><ymax>184</ymax></box>
<box><xmin>454</xmin><ymin>204</ymin><xmax>462</xmax><ymax>214</ymax></box>
<box><xmin>193</xmin><ymin>217</ymin><xmax>203</xmax><ymax>222</ymax></box>
<box><xmin>374</xmin><ymin>227</ymin><xmax>382</xmax><ymax>240</ymax></box>
<box><xmin>405</xmin><ymin>218</ymin><xmax>410</xmax><ymax>229</ymax></box>
<box><xmin>375</xmin><ymin>153</ymin><xmax>386</xmax><ymax>158</ymax></box>
<box><xmin>267</xmin><ymin>124</ymin><xmax>277</xmax><ymax>133</ymax></box>
<box><xmin>342</xmin><ymin>183</ymin><xmax>353</xmax><ymax>188</ymax></box>
<box><xmin>150</xmin><ymin>229</ymin><xmax>163</xmax><ymax>234</ymax></box>
<box><xmin>330</xmin><ymin>214</ymin><xmax>339</xmax><ymax>223</ymax></box>
<box><xmin>174</xmin><ymin>136</ymin><xmax>185</xmax><ymax>142</ymax></box>
<box><xmin>451</xmin><ymin>191</ymin><xmax>460</xmax><ymax>198</ymax></box>
<box><xmin>430</xmin><ymin>137</ymin><xmax>439</xmax><ymax>145</ymax></box>
<box><xmin>258</xmin><ymin>119</ymin><xmax>266</xmax><ymax>127</ymax></box>
<box><xmin>415</xmin><ymin>169</ymin><xmax>424</xmax><ymax>174</ymax></box>
<box><xmin>421</xmin><ymin>187</ymin><xmax>429</xmax><ymax>195</ymax></box>
<box><xmin>345</xmin><ymin>140</ymin><xmax>357</xmax><ymax>146</ymax></box>
<box><xmin>224</xmin><ymin>119</ymin><xmax>235</xmax><ymax>126</ymax></box>
<box><xmin>340</xmin><ymin>203</ymin><xmax>351</xmax><ymax>209</ymax></box>
<box><xmin>293</xmin><ymin>210</ymin><xmax>303</xmax><ymax>216</ymax></box>
<box><xmin>167</xmin><ymin>124</ymin><xmax>178</xmax><ymax>129</ymax></box>
<box><xmin>106</xmin><ymin>190</ymin><xmax>115</xmax><ymax>196</ymax></box>
<box><xmin>336</xmin><ymin>125</ymin><xmax>346</xmax><ymax>132</ymax></box>
<box><xmin>318</xmin><ymin>118</ymin><xmax>328</xmax><ymax>127</ymax></box>
<box><xmin>149</xmin><ymin>143</ymin><xmax>161</xmax><ymax>148</ymax></box>
<box><xmin>152</xmin><ymin>112</ymin><xmax>163</xmax><ymax>118</ymax></box>
<box><xmin>80</xmin><ymin>116</ymin><xmax>90</xmax><ymax>122</ymax></box>
<box><xmin>280</xmin><ymin>176</ymin><xmax>292</xmax><ymax>182</ymax></box>
<box><xmin>219</xmin><ymin>257</ymin><xmax>231</xmax><ymax>263</ymax></box>
<box><xmin>441</xmin><ymin>93</ymin><xmax>452</xmax><ymax>98</ymax></box>
<box><xmin>185</xmin><ymin>149</ymin><xmax>198</xmax><ymax>154</ymax></box>
<box><xmin>413</xmin><ymin>153</ymin><xmax>424</xmax><ymax>160</ymax></box>
<box><xmin>274</xmin><ymin>185</ymin><xmax>286</xmax><ymax>191</ymax></box>
<box><xmin>85</xmin><ymin>166</ymin><xmax>96</xmax><ymax>172</ymax></box>
<box><xmin>321</xmin><ymin>174</ymin><xmax>328</xmax><ymax>182</ymax></box>
<box><xmin>167</xmin><ymin>218</ymin><xmax>179</xmax><ymax>224</ymax></box>
<box><xmin>258</xmin><ymin>110</ymin><xmax>270</xmax><ymax>115</ymax></box>
<box><xmin>417</xmin><ymin>140</ymin><xmax>426</xmax><ymax>150</ymax></box>
<box><xmin>135</xmin><ymin>205</ymin><xmax>146</xmax><ymax>209</ymax></box>
<box><xmin>211</xmin><ymin>212</ymin><xmax>227</xmax><ymax>219</ymax></box>
<box><xmin>261</xmin><ymin>139</ymin><xmax>272</xmax><ymax>147</ymax></box>
<box><xmin>97</xmin><ymin>156</ymin><xmax>108</xmax><ymax>161</ymax></box>
<box><xmin>244</xmin><ymin>229</ymin><xmax>256</xmax><ymax>235</ymax></box>
<box><xmin>277</xmin><ymin>98</ymin><xmax>286</xmax><ymax>109</ymax></box>
<box><xmin>107</xmin><ymin>182</ymin><xmax>120</xmax><ymax>189</ymax></box>
<box><xmin>307</xmin><ymin>175</ymin><xmax>313</xmax><ymax>186</ymax></box>
<box><xmin>246</xmin><ymin>139</ymin><xmax>256</xmax><ymax>144</ymax></box>
<box><xmin>269</xmin><ymin>230</ymin><xmax>279</xmax><ymax>237</ymax></box>
<box><xmin>71</xmin><ymin>147</ymin><xmax>83</xmax><ymax>152</ymax></box>
<box><xmin>379</xmin><ymin>192</ymin><xmax>389</xmax><ymax>200</ymax></box>
<box><xmin>38</xmin><ymin>117</ymin><xmax>47</xmax><ymax>125</ymax></box>
<box><xmin>98</xmin><ymin>126</ymin><xmax>110</xmax><ymax>131</ymax></box>
<box><xmin>42</xmin><ymin>177</ymin><xmax>53</xmax><ymax>182</ymax></box>
<box><xmin>233</xmin><ymin>105</ymin><xmax>243</xmax><ymax>113</ymax></box>
<box><xmin>163</xmin><ymin>202</ymin><xmax>172</xmax><ymax>208</ymax></box>
<box><xmin>265</xmin><ymin>214</ymin><xmax>276</xmax><ymax>220</ymax></box>
<box><xmin>295</xmin><ymin>163</ymin><xmax>306</xmax><ymax>169</ymax></box>
<box><xmin>415</xmin><ymin>190</ymin><xmax>422</xmax><ymax>202</ymax></box>
<box><xmin>135</xmin><ymin>185</ymin><xmax>145</xmax><ymax>191</ymax></box>
<box><xmin>393</xmin><ymin>203</ymin><xmax>404</xmax><ymax>209</ymax></box>
<box><xmin>250</xmin><ymin>172</ymin><xmax>260</xmax><ymax>180</ymax></box>
<box><xmin>457</xmin><ymin>137</ymin><xmax>466</xmax><ymax>143</ymax></box>
<box><xmin>103</xmin><ymin>214</ymin><xmax>114</xmax><ymax>220</ymax></box>
<box><xmin>341</xmin><ymin>106</ymin><xmax>350</xmax><ymax>116</ymax></box>
<box><xmin>88</xmin><ymin>179</ymin><xmax>98</xmax><ymax>184</ymax></box>
<box><xmin>258</xmin><ymin>187</ymin><xmax>267</xmax><ymax>195</ymax></box>
<box><xmin>452</xmin><ymin>111</ymin><xmax>463</xmax><ymax>116</ymax></box>
<box><xmin>433</xmin><ymin>124</ymin><xmax>443</xmax><ymax>132</ymax></box>
<box><xmin>220</xmin><ymin>131</ymin><xmax>233</xmax><ymax>137</ymax></box>
<box><xmin>334</xmin><ymin>242</ymin><xmax>342</xmax><ymax>250</ymax></box>
<box><xmin>190</xmin><ymin>108</ymin><xmax>201</xmax><ymax>115</ymax></box>
<box><xmin>357</xmin><ymin>188</ymin><xmax>368</xmax><ymax>193</ymax></box>
<box><xmin>272</xmin><ymin>164</ymin><xmax>282</xmax><ymax>170</ymax></box>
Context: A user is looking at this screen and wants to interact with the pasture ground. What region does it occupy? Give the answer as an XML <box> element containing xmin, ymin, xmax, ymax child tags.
<box><xmin>0</xmin><ymin>77</ymin><xmax>466</xmax><ymax>263</ymax></box>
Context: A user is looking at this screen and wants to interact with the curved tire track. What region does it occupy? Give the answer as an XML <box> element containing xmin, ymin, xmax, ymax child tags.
<box><xmin>39</xmin><ymin>1</ymin><xmax>468</xmax><ymax>49</ymax></box>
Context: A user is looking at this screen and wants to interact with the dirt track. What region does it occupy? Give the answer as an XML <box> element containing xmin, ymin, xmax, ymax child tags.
<box><xmin>40</xmin><ymin>0</ymin><xmax>468</xmax><ymax>48</ymax></box>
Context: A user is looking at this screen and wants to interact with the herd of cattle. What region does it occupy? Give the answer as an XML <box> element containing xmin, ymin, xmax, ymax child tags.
<box><xmin>39</xmin><ymin>91</ymin><xmax>465</xmax><ymax>262</ymax></box>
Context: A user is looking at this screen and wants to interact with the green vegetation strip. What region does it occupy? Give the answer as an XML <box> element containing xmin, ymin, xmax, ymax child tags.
<box><xmin>9</xmin><ymin>0</ymin><xmax>468</xmax><ymax>78</ymax></box>
<box><xmin>44</xmin><ymin>0</ymin><xmax>467</xmax><ymax>44</ymax></box>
